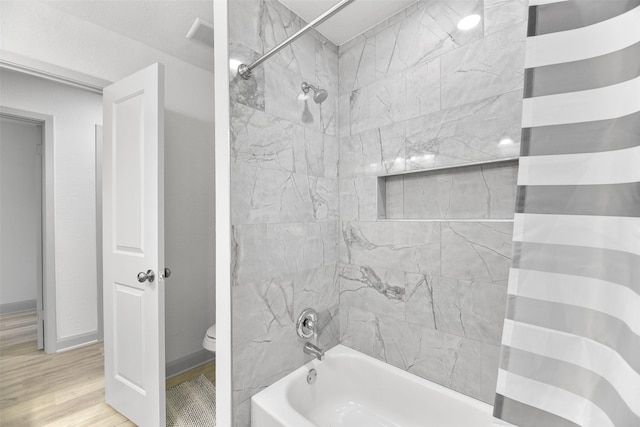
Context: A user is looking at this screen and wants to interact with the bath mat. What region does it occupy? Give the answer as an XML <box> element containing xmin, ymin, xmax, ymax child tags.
<box><xmin>166</xmin><ymin>374</ymin><xmax>216</xmax><ymax>426</ymax></box>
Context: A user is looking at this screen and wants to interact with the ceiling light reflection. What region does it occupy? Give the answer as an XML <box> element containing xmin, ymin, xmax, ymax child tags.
<box><xmin>457</xmin><ymin>14</ymin><xmax>481</xmax><ymax>30</ymax></box>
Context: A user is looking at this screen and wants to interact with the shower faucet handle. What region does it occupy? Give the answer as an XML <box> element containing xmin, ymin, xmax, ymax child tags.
<box><xmin>303</xmin><ymin>318</ymin><xmax>315</xmax><ymax>331</ymax></box>
<box><xmin>296</xmin><ymin>308</ymin><xmax>318</xmax><ymax>339</ymax></box>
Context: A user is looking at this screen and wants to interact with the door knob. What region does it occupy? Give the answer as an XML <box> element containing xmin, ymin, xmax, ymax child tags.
<box><xmin>161</xmin><ymin>267</ymin><xmax>171</xmax><ymax>279</ymax></box>
<box><xmin>137</xmin><ymin>269</ymin><xmax>155</xmax><ymax>283</ymax></box>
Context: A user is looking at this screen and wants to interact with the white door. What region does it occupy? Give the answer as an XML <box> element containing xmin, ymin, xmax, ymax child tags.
<box><xmin>102</xmin><ymin>63</ymin><xmax>166</xmax><ymax>427</ymax></box>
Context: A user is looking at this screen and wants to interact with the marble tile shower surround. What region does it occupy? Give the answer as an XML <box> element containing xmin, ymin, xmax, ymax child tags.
<box><xmin>339</xmin><ymin>87</ymin><xmax>523</xmax><ymax>183</ymax></box>
<box><xmin>337</xmin><ymin>0</ymin><xmax>527</xmax><ymax>405</ymax></box>
<box><xmin>229</xmin><ymin>0</ymin><xmax>339</xmax><ymax>136</ymax></box>
<box><xmin>228</xmin><ymin>1</ymin><xmax>340</xmax><ymax>425</ymax></box>
<box><xmin>228</xmin><ymin>0</ymin><xmax>527</xmax><ymax>424</ymax></box>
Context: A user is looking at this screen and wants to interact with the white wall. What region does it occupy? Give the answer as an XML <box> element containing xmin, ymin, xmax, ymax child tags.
<box><xmin>0</xmin><ymin>1</ymin><xmax>215</xmax><ymax>361</ymax></box>
<box><xmin>0</xmin><ymin>71</ymin><xmax>103</xmax><ymax>341</ymax></box>
<box><xmin>164</xmin><ymin>112</ymin><xmax>216</xmax><ymax>365</ymax></box>
<box><xmin>0</xmin><ymin>117</ymin><xmax>41</xmax><ymax>308</ymax></box>
<box><xmin>1</xmin><ymin>1</ymin><xmax>214</xmax><ymax>122</ymax></box>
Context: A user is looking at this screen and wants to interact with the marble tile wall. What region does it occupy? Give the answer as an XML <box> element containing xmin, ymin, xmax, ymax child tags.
<box><xmin>339</xmin><ymin>220</ymin><xmax>513</xmax><ymax>403</ymax></box>
<box><xmin>228</xmin><ymin>0</ymin><xmax>527</xmax><ymax>422</ymax></box>
<box><xmin>228</xmin><ymin>1</ymin><xmax>340</xmax><ymax>425</ymax></box>
<box><xmin>338</xmin><ymin>0</ymin><xmax>527</xmax><ymax>404</ymax></box>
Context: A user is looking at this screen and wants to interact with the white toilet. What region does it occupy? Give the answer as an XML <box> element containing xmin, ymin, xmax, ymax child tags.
<box><xmin>203</xmin><ymin>324</ymin><xmax>216</xmax><ymax>354</ymax></box>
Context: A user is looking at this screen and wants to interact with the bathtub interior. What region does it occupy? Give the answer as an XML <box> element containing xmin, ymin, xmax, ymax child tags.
<box><xmin>254</xmin><ymin>345</ymin><xmax>513</xmax><ymax>427</ymax></box>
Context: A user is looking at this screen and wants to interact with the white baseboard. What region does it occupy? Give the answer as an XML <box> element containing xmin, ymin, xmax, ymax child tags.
<box><xmin>166</xmin><ymin>349</ymin><xmax>215</xmax><ymax>379</ymax></box>
<box><xmin>56</xmin><ymin>331</ymin><xmax>99</xmax><ymax>352</ymax></box>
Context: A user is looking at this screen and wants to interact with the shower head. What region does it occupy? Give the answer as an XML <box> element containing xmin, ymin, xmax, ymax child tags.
<box><xmin>301</xmin><ymin>82</ymin><xmax>328</xmax><ymax>104</ymax></box>
<box><xmin>314</xmin><ymin>88</ymin><xmax>328</xmax><ymax>104</ymax></box>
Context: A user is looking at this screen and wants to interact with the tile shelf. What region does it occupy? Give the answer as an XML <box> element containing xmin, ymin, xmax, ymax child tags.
<box><xmin>377</xmin><ymin>157</ymin><xmax>520</xmax><ymax>221</ymax></box>
<box><xmin>376</xmin><ymin>218</ymin><xmax>515</xmax><ymax>222</ymax></box>
<box><xmin>377</xmin><ymin>157</ymin><xmax>520</xmax><ymax>178</ymax></box>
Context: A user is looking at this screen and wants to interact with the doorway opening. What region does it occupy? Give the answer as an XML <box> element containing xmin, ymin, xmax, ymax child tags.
<box><xmin>0</xmin><ymin>108</ymin><xmax>56</xmax><ymax>354</ymax></box>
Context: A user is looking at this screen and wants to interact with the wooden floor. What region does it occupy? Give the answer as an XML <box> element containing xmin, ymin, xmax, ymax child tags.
<box><xmin>0</xmin><ymin>310</ymin><xmax>215</xmax><ymax>426</ymax></box>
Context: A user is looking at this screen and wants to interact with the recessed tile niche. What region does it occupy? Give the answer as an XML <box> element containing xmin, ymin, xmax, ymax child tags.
<box><xmin>378</xmin><ymin>159</ymin><xmax>519</xmax><ymax>220</ymax></box>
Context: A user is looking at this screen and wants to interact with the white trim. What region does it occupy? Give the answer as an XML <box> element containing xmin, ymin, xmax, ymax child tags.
<box><xmin>214</xmin><ymin>1</ymin><xmax>232</xmax><ymax>426</ymax></box>
<box><xmin>56</xmin><ymin>331</ymin><xmax>99</xmax><ymax>352</ymax></box>
<box><xmin>517</xmin><ymin>145</ymin><xmax>640</xmax><ymax>186</ymax></box>
<box><xmin>522</xmin><ymin>75</ymin><xmax>640</xmax><ymax>128</ymax></box>
<box><xmin>502</xmin><ymin>319</ymin><xmax>640</xmax><ymax>415</ymax></box>
<box><xmin>0</xmin><ymin>106</ymin><xmax>57</xmax><ymax>354</ymax></box>
<box><xmin>0</xmin><ymin>50</ymin><xmax>111</xmax><ymax>94</ymax></box>
<box><xmin>35</xmin><ymin>120</ymin><xmax>44</xmax><ymax>350</ymax></box>
<box><xmin>95</xmin><ymin>125</ymin><xmax>104</xmax><ymax>342</ymax></box>
<box><xmin>497</xmin><ymin>369</ymin><xmax>615</xmax><ymax>427</ymax></box>
<box><xmin>525</xmin><ymin>5</ymin><xmax>640</xmax><ymax>68</ymax></box>
<box><xmin>509</xmin><ymin>268</ymin><xmax>640</xmax><ymax>336</ymax></box>
<box><xmin>512</xmin><ymin>213</ymin><xmax>640</xmax><ymax>257</ymax></box>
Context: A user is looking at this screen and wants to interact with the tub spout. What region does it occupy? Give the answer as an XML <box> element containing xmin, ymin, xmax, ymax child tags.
<box><xmin>303</xmin><ymin>342</ymin><xmax>325</xmax><ymax>361</ymax></box>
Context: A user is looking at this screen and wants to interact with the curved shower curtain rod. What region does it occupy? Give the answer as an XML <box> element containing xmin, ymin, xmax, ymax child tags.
<box><xmin>237</xmin><ymin>0</ymin><xmax>356</xmax><ymax>80</ymax></box>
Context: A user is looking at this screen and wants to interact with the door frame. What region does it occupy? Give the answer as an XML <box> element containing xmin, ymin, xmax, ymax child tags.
<box><xmin>95</xmin><ymin>125</ymin><xmax>104</xmax><ymax>342</ymax></box>
<box><xmin>213</xmin><ymin>0</ymin><xmax>232</xmax><ymax>425</ymax></box>
<box><xmin>0</xmin><ymin>106</ymin><xmax>57</xmax><ymax>354</ymax></box>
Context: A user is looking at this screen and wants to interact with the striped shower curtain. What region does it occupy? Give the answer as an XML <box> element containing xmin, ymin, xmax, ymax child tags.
<box><xmin>494</xmin><ymin>1</ymin><xmax>640</xmax><ymax>426</ymax></box>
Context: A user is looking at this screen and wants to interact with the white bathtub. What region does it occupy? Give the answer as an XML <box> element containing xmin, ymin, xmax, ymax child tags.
<box><xmin>251</xmin><ymin>344</ymin><xmax>514</xmax><ymax>427</ymax></box>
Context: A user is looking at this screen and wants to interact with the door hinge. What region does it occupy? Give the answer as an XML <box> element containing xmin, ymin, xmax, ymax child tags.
<box><xmin>36</xmin><ymin>143</ymin><xmax>43</xmax><ymax>155</ymax></box>
<box><xmin>37</xmin><ymin>311</ymin><xmax>44</xmax><ymax>322</ymax></box>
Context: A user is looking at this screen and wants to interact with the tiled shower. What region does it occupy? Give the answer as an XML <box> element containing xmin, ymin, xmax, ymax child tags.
<box><xmin>228</xmin><ymin>0</ymin><xmax>527</xmax><ymax>425</ymax></box>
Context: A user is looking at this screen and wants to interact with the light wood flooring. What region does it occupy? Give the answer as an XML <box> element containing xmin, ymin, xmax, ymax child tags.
<box><xmin>0</xmin><ymin>310</ymin><xmax>215</xmax><ymax>426</ymax></box>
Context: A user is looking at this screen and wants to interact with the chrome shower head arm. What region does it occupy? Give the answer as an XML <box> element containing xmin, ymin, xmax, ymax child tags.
<box><xmin>301</xmin><ymin>82</ymin><xmax>328</xmax><ymax>104</ymax></box>
<box><xmin>301</xmin><ymin>82</ymin><xmax>319</xmax><ymax>94</ymax></box>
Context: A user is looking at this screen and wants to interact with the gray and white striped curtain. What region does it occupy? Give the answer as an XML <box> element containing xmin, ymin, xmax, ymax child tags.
<box><xmin>494</xmin><ymin>1</ymin><xmax>640</xmax><ymax>426</ymax></box>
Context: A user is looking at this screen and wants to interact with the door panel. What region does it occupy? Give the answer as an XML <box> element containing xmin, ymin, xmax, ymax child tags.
<box><xmin>114</xmin><ymin>282</ymin><xmax>145</xmax><ymax>390</ymax></box>
<box><xmin>103</xmin><ymin>63</ymin><xmax>165</xmax><ymax>427</ymax></box>
<box><xmin>114</xmin><ymin>93</ymin><xmax>144</xmax><ymax>252</ymax></box>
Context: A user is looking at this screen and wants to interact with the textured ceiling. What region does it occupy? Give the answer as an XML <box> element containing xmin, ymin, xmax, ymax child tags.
<box><xmin>46</xmin><ymin>1</ymin><xmax>213</xmax><ymax>71</ymax></box>
<box><xmin>278</xmin><ymin>0</ymin><xmax>419</xmax><ymax>45</ymax></box>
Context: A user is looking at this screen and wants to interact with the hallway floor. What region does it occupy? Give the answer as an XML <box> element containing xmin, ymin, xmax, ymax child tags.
<box><xmin>0</xmin><ymin>310</ymin><xmax>133</xmax><ymax>426</ymax></box>
<box><xmin>0</xmin><ymin>310</ymin><xmax>215</xmax><ymax>426</ymax></box>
